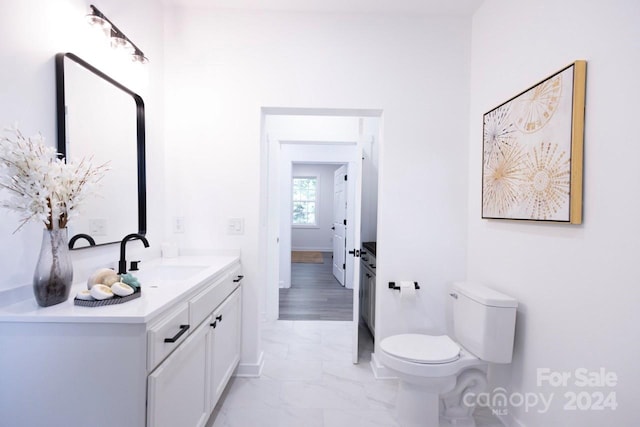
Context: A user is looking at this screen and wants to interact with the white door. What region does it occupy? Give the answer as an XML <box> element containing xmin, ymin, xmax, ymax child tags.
<box><xmin>332</xmin><ymin>165</ymin><xmax>347</xmax><ymax>286</ymax></box>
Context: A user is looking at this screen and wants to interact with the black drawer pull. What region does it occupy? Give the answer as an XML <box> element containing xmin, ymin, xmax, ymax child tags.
<box><xmin>210</xmin><ymin>321</ymin><xmax>217</xmax><ymax>328</ymax></box>
<box><xmin>369</xmin><ymin>263</ymin><xmax>376</xmax><ymax>268</ymax></box>
<box><xmin>164</xmin><ymin>324</ymin><xmax>190</xmax><ymax>343</ymax></box>
<box><xmin>233</xmin><ymin>275</ymin><xmax>244</xmax><ymax>283</ymax></box>
<box><xmin>216</xmin><ymin>315</ymin><xmax>222</xmax><ymax>322</ymax></box>
<box><xmin>361</xmin><ymin>257</ymin><xmax>369</xmax><ymax>262</ymax></box>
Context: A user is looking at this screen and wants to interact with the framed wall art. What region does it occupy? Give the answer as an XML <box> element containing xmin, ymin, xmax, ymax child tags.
<box><xmin>482</xmin><ymin>60</ymin><xmax>586</xmax><ymax>224</ymax></box>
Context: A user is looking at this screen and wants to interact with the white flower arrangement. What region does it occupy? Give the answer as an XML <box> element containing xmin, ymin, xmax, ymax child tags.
<box><xmin>0</xmin><ymin>125</ymin><xmax>109</xmax><ymax>232</ymax></box>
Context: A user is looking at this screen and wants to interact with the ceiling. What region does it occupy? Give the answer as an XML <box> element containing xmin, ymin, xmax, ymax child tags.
<box><xmin>163</xmin><ymin>0</ymin><xmax>485</xmax><ymax>15</ymax></box>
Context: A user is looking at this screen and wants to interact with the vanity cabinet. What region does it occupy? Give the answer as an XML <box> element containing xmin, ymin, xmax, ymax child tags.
<box><xmin>147</xmin><ymin>269</ymin><xmax>243</xmax><ymax>427</ymax></box>
<box><xmin>360</xmin><ymin>250</ymin><xmax>376</xmax><ymax>335</ymax></box>
<box><xmin>0</xmin><ymin>256</ymin><xmax>242</xmax><ymax>427</ymax></box>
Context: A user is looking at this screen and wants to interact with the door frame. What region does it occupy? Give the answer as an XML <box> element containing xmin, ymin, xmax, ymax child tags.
<box><xmin>259</xmin><ymin>107</ymin><xmax>382</xmax><ymax>364</ymax></box>
<box><xmin>278</xmin><ymin>144</ymin><xmax>357</xmax><ymax>292</ymax></box>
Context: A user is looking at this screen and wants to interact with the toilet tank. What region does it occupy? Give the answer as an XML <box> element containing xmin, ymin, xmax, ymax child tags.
<box><xmin>451</xmin><ymin>282</ymin><xmax>518</xmax><ymax>363</ymax></box>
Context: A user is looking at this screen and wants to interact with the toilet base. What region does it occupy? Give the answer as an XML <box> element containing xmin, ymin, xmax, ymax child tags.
<box><xmin>388</xmin><ymin>365</ymin><xmax>488</xmax><ymax>427</ymax></box>
<box><xmin>439</xmin><ymin>368</ymin><xmax>488</xmax><ymax>427</ymax></box>
<box><xmin>396</xmin><ymin>378</ymin><xmax>454</xmax><ymax>427</ymax></box>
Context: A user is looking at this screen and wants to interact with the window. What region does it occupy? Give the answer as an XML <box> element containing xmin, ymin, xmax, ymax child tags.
<box><xmin>292</xmin><ymin>176</ymin><xmax>318</xmax><ymax>227</ymax></box>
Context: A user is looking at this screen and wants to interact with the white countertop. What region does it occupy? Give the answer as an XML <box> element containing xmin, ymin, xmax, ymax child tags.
<box><xmin>0</xmin><ymin>255</ymin><xmax>240</xmax><ymax>324</ymax></box>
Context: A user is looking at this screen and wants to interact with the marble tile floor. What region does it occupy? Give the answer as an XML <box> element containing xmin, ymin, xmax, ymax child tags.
<box><xmin>208</xmin><ymin>320</ymin><xmax>504</xmax><ymax>427</ymax></box>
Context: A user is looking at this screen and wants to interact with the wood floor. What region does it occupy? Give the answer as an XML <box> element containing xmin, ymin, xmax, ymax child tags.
<box><xmin>279</xmin><ymin>252</ymin><xmax>353</xmax><ymax>321</ymax></box>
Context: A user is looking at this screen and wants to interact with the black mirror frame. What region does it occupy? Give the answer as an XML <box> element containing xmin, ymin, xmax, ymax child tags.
<box><xmin>55</xmin><ymin>52</ymin><xmax>147</xmax><ymax>248</ymax></box>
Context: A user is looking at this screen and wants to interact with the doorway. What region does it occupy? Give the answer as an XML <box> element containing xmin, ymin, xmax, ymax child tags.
<box><xmin>260</xmin><ymin>108</ymin><xmax>381</xmax><ymax>363</ymax></box>
<box><xmin>280</xmin><ymin>162</ymin><xmax>352</xmax><ymax>321</ymax></box>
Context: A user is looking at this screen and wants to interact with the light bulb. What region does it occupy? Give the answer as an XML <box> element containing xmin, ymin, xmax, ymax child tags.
<box><xmin>86</xmin><ymin>13</ymin><xmax>112</xmax><ymax>36</ymax></box>
<box><xmin>131</xmin><ymin>51</ymin><xmax>149</xmax><ymax>64</ymax></box>
<box><xmin>111</xmin><ymin>33</ymin><xmax>134</xmax><ymax>53</ymax></box>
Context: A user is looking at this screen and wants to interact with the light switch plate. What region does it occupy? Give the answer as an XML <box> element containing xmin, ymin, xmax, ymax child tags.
<box><xmin>173</xmin><ymin>216</ymin><xmax>185</xmax><ymax>234</ymax></box>
<box><xmin>227</xmin><ymin>218</ymin><xmax>244</xmax><ymax>235</ymax></box>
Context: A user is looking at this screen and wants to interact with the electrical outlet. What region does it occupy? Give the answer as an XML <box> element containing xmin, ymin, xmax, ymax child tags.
<box><xmin>227</xmin><ymin>218</ymin><xmax>244</xmax><ymax>235</ymax></box>
<box><xmin>173</xmin><ymin>216</ymin><xmax>185</xmax><ymax>234</ymax></box>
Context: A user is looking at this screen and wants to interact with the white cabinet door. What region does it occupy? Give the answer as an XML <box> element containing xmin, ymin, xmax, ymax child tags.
<box><xmin>147</xmin><ymin>321</ymin><xmax>209</xmax><ymax>427</ymax></box>
<box><xmin>360</xmin><ymin>262</ymin><xmax>369</xmax><ymax>326</ymax></box>
<box><xmin>369</xmin><ymin>273</ymin><xmax>376</xmax><ymax>334</ymax></box>
<box><xmin>208</xmin><ymin>287</ymin><xmax>242</xmax><ymax>408</ymax></box>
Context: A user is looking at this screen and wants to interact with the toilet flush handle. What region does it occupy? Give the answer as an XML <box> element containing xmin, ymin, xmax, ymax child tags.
<box><xmin>449</xmin><ymin>292</ymin><xmax>458</xmax><ymax>299</ymax></box>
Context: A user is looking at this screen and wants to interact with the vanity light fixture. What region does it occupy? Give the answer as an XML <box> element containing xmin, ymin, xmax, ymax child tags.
<box><xmin>86</xmin><ymin>4</ymin><xmax>149</xmax><ymax>64</ymax></box>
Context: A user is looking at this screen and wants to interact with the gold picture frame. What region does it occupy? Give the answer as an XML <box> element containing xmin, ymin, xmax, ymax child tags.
<box><xmin>482</xmin><ymin>60</ymin><xmax>586</xmax><ymax>224</ymax></box>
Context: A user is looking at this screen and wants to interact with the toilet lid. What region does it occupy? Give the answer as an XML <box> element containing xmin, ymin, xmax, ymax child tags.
<box><xmin>381</xmin><ymin>334</ymin><xmax>460</xmax><ymax>364</ymax></box>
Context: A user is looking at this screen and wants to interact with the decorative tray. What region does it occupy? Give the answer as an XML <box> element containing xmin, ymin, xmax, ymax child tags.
<box><xmin>74</xmin><ymin>287</ymin><xmax>141</xmax><ymax>307</ymax></box>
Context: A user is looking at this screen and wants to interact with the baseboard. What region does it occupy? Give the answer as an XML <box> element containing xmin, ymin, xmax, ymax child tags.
<box><xmin>370</xmin><ymin>352</ymin><xmax>397</xmax><ymax>380</ymax></box>
<box><xmin>234</xmin><ymin>351</ymin><xmax>264</xmax><ymax>377</ymax></box>
<box><xmin>291</xmin><ymin>247</ymin><xmax>332</xmax><ymax>252</ymax></box>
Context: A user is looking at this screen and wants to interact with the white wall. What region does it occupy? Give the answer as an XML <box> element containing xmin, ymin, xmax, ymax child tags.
<box><xmin>0</xmin><ymin>0</ymin><xmax>165</xmax><ymax>295</ymax></box>
<box><xmin>291</xmin><ymin>163</ymin><xmax>340</xmax><ymax>252</ymax></box>
<box><xmin>468</xmin><ymin>0</ymin><xmax>640</xmax><ymax>425</ymax></box>
<box><xmin>163</xmin><ymin>6</ymin><xmax>471</xmax><ymax>366</ymax></box>
<box><xmin>360</xmin><ymin>117</ymin><xmax>380</xmax><ymax>244</ymax></box>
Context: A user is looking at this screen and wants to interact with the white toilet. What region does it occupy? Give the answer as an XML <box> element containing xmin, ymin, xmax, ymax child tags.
<box><xmin>378</xmin><ymin>281</ymin><xmax>518</xmax><ymax>427</ymax></box>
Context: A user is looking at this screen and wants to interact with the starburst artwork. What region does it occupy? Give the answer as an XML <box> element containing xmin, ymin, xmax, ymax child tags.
<box><xmin>481</xmin><ymin>61</ymin><xmax>586</xmax><ymax>223</ymax></box>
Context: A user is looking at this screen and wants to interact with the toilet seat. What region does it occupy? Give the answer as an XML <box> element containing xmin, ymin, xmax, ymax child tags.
<box><xmin>380</xmin><ymin>334</ymin><xmax>460</xmax><ymax>364</ymax></box>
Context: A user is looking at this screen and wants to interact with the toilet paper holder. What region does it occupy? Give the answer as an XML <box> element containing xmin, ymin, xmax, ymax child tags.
<box><xmin>388</xmin><ymin>281</ymin><xmax>420</xmax><ymax>290</ymax></box>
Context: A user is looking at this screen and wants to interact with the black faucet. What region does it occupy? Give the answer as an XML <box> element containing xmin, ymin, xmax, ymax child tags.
<box><xmin>68</xmin><ymin>233</ymin><xmax>96</xmax><ymax>249</ymax></box>
<box><xmin>118</xmin><ymin>233</ymin><xmax>150</xmax><ymax>274</ymax></box>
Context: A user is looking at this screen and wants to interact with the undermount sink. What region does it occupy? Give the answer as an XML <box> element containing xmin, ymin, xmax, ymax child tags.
<box><xmin>134</xmin><ymin>265</ymin><xmax>209</xmax><ymax>284</ymax></box>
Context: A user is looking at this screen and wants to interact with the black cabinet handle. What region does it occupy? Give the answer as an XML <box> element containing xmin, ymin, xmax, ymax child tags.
<box><xmin>369</xmin><ymin>264</ymin><xmax>376</xmax><ymax>268</ymax></box>
<box><xmin>362</xmin><ymin>257</ymin><xmax>369</xmax><ymax>262</ymax></box>
<box><xmin>233</xmin><ymin>275</ymin><xmax>244</xmax><ymax>283</ymax></box>
<box><xmin>210</xmin><ymin>321</ymin><xmax>217</xmax><ymax>328</ymax></box>
<box><xmin>216</xmin><ymin>315</ymin><xmax>222</xmax><ymax>322</ymax></box>
<box><xmin>164</xmin><ymin>324</ymin><xmax>190</xmax><ymax>343</ymax></box>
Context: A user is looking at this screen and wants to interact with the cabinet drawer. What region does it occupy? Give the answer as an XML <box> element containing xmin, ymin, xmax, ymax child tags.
<box><xmin>148</xmin><ymin>302</ymin><xmax>189</xmax><ymax>371</ymax></box>
<box><xmin>147</xmin><ymin>320</ymin><xmax>209</xmax><ymax>427</ymax></box>
<box><xmin>189</xmin><ymin>266</ymin><xmax>242</xmax><ymax>329</ymax></box>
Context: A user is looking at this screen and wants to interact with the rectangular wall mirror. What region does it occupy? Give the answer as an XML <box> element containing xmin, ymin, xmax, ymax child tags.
<box><xmin>56</xmin><ymin>52</ymin><xmax>146</xmax><ymax>249</ymax></box>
